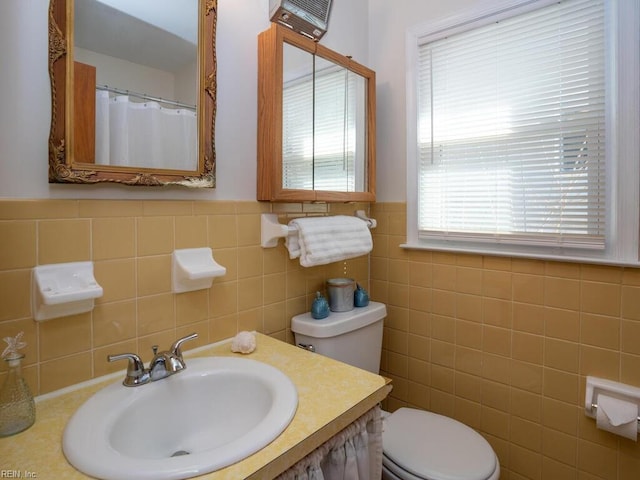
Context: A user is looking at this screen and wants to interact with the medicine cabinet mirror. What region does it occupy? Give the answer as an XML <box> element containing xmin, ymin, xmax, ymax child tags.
<box><xmin>257</xmin><ymin>24</ymin><xmax>376</xmax><ymax>202</ymax></box>
<box><xmin>48</xmin><ymin>0</ymin><xmax>217</xmax><ymax>187</ymax></box>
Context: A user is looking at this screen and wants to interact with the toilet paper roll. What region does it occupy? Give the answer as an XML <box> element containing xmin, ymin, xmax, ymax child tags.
<box><xmin>596</xmin><ymin>394</ymin><xmax>638</xmax><ymax>441</ymax></box>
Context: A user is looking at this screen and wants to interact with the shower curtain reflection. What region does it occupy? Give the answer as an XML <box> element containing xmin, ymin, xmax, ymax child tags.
<box><xmin>95</xmin><ymin>90</ymin><xmax>197</xmax><ymax>171</ymax></box>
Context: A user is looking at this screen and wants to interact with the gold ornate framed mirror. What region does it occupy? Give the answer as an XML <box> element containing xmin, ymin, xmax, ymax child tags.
<box><xmin>48</xmin><ymin>0</ymin><xmax>217</xmax><ymax>187</ymax></box>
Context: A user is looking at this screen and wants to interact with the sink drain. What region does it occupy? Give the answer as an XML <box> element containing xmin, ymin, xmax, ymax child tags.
<box><xmin>171</xmin><ymin>450</ymin><xmax>190</xmax><ymax>457</ymax></box>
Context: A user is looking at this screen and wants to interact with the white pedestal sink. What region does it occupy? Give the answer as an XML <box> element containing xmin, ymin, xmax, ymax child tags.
<box><xmin>63</xmin><ymin>356</ymin><xmax>298</xmax><ymax>480</ymax></box>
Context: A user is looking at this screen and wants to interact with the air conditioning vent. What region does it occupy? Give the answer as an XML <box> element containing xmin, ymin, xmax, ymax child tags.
<box><xmin>269</xmin><ymin>0</ymin><xmax>333</xmax><ymax>40</ymax></box>
<box><xmin>291</xmin><ymin>0</ymin><xmax>331</xmax><ymax>23</ymax></box>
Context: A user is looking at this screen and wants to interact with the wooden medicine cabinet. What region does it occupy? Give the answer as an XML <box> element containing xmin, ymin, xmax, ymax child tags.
<box><xmin>257</xmin><ymin>24</ymin><xmax>376</xmax><ymax>202</ymax></box>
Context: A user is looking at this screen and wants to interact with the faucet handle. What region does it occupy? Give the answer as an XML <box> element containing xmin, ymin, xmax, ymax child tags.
<box><xmin>107</xmin><ymin>353</ymin><xmax>150</xmax><ymax>387</ymax></box>
<box><xmin>170</xmin><ymin>332</ymin><xmax>198</xmax><ymax>359</ymax></box>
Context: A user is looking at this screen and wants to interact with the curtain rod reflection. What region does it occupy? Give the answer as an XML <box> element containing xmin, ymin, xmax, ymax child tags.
<box><xmin>96</xmin><ymin>84</ymin><xmax>196</xmax><ymax>111</ymax></box>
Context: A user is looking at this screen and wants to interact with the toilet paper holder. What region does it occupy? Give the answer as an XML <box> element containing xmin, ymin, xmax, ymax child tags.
<box><xmin>585</xmin><ymin>376</ymin><xmax>640</xmax><ymax>427</ymax></box>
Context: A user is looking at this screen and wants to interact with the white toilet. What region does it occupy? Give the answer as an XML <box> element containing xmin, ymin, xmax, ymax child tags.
<box><xmin>292</xmin><ymin>301</ymin><xmax>500</xmax><ymax>480</ymax></box>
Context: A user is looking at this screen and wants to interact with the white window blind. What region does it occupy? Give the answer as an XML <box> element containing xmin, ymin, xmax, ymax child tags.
<box><xmin>417</xmin><ymin>0</ymin><xmax>606</xmax><ymax>250</ymax></box>
<box><xmin>282</xmin><ymin>66</ymin><xmax>361</xmax><ymax>192</ymax></box>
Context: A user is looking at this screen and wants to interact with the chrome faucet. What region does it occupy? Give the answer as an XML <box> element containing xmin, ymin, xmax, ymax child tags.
<box><xmin>148</xmin><ymin>333</ymin><xmax>198</xmax><ymax>381</ymax></box>
<box><xmin>108</xmin><ymin>333</ymin><xmax>198</xmax><ymax>387</ymax></box>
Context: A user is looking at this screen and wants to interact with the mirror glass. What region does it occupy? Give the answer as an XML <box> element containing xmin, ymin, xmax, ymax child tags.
<box><xmin>282</xmin><ymin>42</ymin><xmax>314</xmax><ymax>190</ymax></box>
<box><xmin>74</xmin><ymin>0</ymin><xmax>198</xmax><ymax>170</ymax></box>
<box><xmin>282</xmin><ymin>43</ymin><xmax>368</xmax><ymax>193</ymax></box>
<box><xmin>48</xmin><ymin>0</ymin><xmax>216</xmax><ymax>187</ymax></box>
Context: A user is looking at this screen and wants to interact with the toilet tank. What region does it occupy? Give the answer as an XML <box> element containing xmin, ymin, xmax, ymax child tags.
<box><xmin>291</xmin><ymin>301</ymin><xmax>386</xmax><ymax>374</ymax></box>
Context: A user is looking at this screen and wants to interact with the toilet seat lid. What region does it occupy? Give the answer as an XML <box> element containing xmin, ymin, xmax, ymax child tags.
<box><xmin>383</xmin><ymin>408</ymin><xmax>497</xmax><ymax>480</ymax></box>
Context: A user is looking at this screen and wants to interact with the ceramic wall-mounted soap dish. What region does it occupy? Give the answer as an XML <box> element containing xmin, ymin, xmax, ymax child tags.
<box><xmin>172</xmin><ymin>248</ymin><xmax>226</xmax><ymax>293</ymax></box>
<box><xmin>32</xmin><ymin>262</ymin><xmax>103</xmax><ymax>321</ymax></box>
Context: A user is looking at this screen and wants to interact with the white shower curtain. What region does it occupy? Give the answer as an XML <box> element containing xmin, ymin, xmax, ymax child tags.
<box><xmin>276</xmin><ymin>406</ymin><xmax>383</xmax><ymax>480</ymax></box>
<box><xmin>95</xmin><ymin>90</ymin><xmax>197</xmax><ymax>171</ymax></box>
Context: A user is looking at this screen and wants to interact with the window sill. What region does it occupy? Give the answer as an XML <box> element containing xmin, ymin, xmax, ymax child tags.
<box><xmin>400</xmin><ymin>242</ymin><xmax>640</xmax><ymax>268</ymax></box>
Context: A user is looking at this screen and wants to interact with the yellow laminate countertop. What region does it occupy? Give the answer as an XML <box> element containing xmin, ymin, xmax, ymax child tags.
<box><xmin>1</xmin><ymin>333</ymin><xmax>391</xmax><ymax>479</ymax></box>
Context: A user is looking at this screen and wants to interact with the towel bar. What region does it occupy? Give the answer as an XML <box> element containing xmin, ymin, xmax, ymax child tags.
<box><xmin>260</xmin><ymin>211</ymin><xmax>376</xmax><ymax>248</ymax></box>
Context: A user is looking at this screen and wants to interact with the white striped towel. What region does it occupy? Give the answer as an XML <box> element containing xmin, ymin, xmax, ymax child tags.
<box><xmin>285</xmin><ymin>215</ymin><xmax>373</xmax><ymax>267</ymax></box>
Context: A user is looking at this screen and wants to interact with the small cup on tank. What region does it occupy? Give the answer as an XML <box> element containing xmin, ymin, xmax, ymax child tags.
<box><xmin>326</xmin><ymin>278</ymin><xmax>356</xmax><ymax>312</ymax></box>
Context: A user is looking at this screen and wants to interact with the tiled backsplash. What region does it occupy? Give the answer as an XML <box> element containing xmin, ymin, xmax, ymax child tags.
<box><xmin>0</xmin><ymin>200</ymin><xmax>369</xmax><ymax>395</ymax></box>
<box><xmin>371</xmin><ymin>202</ymin><xmax>640</xmax><ymax>480</ymax></box>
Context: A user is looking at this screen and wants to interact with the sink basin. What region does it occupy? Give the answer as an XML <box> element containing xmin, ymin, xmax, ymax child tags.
<box><xmin>63</xmin><ymin>356</ymin><xmax>298</xmax><ymax>480</ymax></box>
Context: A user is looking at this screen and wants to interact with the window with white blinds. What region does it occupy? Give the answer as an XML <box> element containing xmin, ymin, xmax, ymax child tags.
<box><xmin>416</xmin><ymin>0</ymin><xmax>606</xmax><ymax>250</ymax></box>
<box><xmin>282</xmin><ymin>65</ymin><xmax>365</xmax><ymax>192</ymax></box>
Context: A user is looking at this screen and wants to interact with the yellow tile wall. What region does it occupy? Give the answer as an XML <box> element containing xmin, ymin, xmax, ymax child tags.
<box><xmin>0</xmin><ymin>199</ymin><xmax>369</xmax><ymax>395</ymax></box>
<box><xmin>3</xmin><ymin>198</ymin><xmax>639</xmax><ymax>478</ymax></box>
<box><xmin>371</xmin><ymin>202</ymin><xmax>640</xmax><ymax>480</ymax></box>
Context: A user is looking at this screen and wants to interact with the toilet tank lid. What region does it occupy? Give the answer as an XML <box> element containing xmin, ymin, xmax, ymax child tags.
<box><xmin>291</xmin><ymin>302</ymin><xmax>386</xmax><ymax>338</ymax></box>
